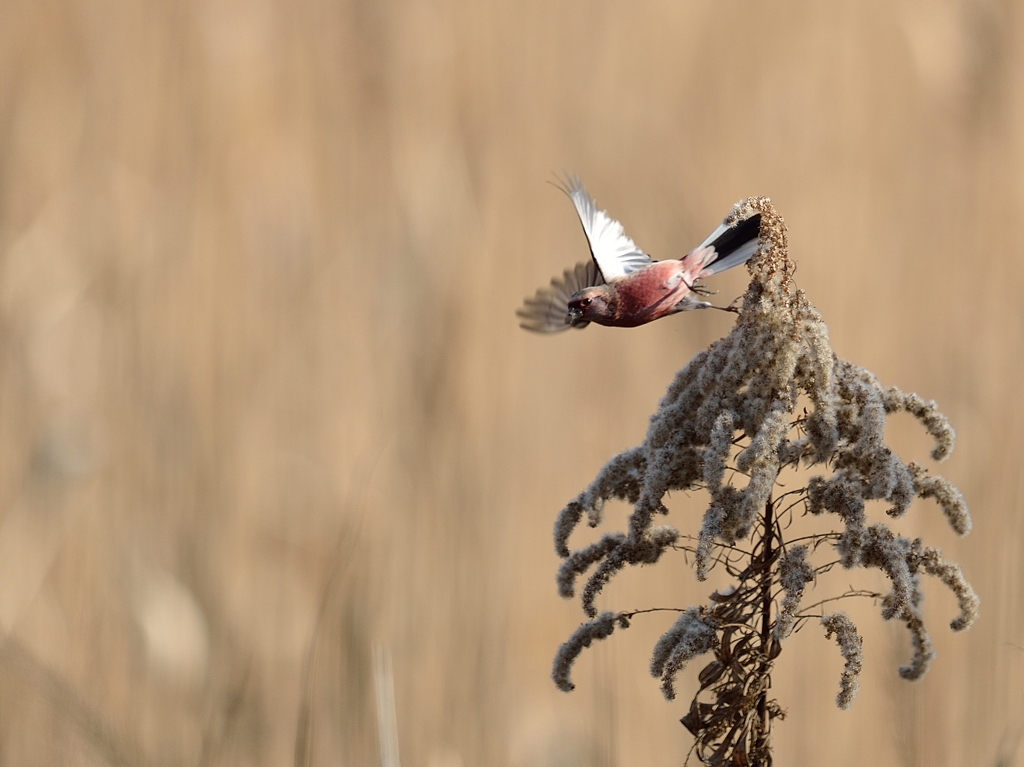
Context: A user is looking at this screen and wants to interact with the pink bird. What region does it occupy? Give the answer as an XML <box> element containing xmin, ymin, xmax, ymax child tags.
<box><xmin>517</xmin><ymin>176</ymin><xmax>761</xmax><ymax>332</ymax></box>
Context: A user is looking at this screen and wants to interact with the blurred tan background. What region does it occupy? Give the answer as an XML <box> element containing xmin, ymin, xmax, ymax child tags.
<box><xmin>0</xmin><ymin>0</ymin><xmax>1020</xmax><ymax>765</ymax></box>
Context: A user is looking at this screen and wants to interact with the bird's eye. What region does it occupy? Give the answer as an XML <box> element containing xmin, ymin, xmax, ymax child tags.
<box><xmin>581</xmin><ymin>297</ymin><xmax>592</xmax><ymax>306</ymax></box>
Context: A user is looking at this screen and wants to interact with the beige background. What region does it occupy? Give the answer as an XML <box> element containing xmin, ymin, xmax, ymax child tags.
<box><xmin>0</xmin><ymin>0</ymin><xmax>1019</xmax><ymax>765</ymax></box>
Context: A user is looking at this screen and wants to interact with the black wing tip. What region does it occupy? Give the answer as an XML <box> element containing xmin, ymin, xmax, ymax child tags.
<box><xmin>711</xmin><ymin>213</ymin><xmax>762</xmax><ymax>259</ymax></box>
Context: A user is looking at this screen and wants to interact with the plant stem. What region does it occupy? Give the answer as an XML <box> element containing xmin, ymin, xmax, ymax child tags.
<box><xmin>755</xmin><ymin>494</ymin><xmax>775</xmax><ymax>763</ymax></box>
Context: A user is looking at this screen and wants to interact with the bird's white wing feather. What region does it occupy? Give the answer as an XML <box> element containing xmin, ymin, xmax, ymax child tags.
<box><xmin>558</xmin><ymin>175</ymin><xmax>651</xmax><ymax>281</ymax></box>
<box><xmin>517</xmin><ymin>260</ymin><xmax>603</xmax><ymax>333</ymax></box>
<box><xmin>697</xmin><ymin>210</ymin><xmax>762</xmax><ymax>276</ymax></box>
<box><xmin>701</xmin><ymin>240</ymin><xmax>759</xmax><ymax>275</ymax></box>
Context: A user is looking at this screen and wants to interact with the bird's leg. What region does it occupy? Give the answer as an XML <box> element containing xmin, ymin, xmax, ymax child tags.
<box><xmin>683</xmin><ymin>281</ymin><xmax>741</xmax><ymax>313</ymax></box>
<box><xmin>714</xmin><ymin>295</ymin><xmax>744</xmax><ymax>313</ymax></box>
<box><xmin>695</xmin><ymin>294</ymin><xmax>742</xmax><ymax>314</ymax></box>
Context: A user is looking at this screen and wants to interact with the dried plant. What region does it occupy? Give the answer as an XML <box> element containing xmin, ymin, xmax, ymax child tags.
<box><xmin>550</xmin><ymin>198</ymin><xmax>979</xmax><ymax>766</ymax></box>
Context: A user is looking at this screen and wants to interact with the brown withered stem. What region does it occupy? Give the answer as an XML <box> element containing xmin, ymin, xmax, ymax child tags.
<box><xmin>550</xmin><ymin>198</ymin><xmax>979</xmax><ymax>766</ymax></box>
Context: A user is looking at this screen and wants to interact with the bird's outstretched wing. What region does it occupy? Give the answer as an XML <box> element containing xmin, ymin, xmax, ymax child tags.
<box><xmin>557</xmin><ymin>174</ymin><xmax>652</xmax><ymax>281</ymax></box>
<box><xmin>517</xmin><ymin>260</ymin><xmax>604</xmax><ymax>332</ymax></box>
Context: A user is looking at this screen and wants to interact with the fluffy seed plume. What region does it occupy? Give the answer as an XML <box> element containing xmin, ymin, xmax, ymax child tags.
<box><xmin>774</xmin><ymin>545</ymin><xmax>815</xmax><ymax>642</ymax></box>
<box><xmin>822</xmin><ymin>613</ymin><xmax>864</xmax><ymax>709</ymax></box>
<box><xmin>552</xmin><ymin>612</ymin><xmax>629</xmax><ymax>692</ymax></box>
<box><xmin>650</xmin><ymin>607</ymin><xmax>718</xmax><ymax>700</ymax></box>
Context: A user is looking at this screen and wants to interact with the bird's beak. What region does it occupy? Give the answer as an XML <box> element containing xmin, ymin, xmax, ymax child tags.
<box><xmin>566</xmin><ymin>307</ymin><xmax>584</xmax><ymax>326</ymax></box>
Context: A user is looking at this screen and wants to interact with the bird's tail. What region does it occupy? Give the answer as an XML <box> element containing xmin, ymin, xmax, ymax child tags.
<box><xmin>698</xmin><ymin>211</ymin><xmax>762</xmax><ymax>275</ymax></box>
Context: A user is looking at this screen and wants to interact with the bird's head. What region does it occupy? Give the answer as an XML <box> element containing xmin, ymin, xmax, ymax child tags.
<box><xmin>567</xmin><ymin>286</ymin><xmax>614</xmax><ymax>327</ymax></box>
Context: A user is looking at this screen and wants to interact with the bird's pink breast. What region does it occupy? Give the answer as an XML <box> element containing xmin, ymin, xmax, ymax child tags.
<box><xmin>610</xmin><ymin>261</ymin><xmax>691</xmax><ymax>326</ymax></box>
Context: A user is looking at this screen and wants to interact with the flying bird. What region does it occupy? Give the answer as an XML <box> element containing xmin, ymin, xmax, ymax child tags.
<box><xmin>517</xmin><ymin>176</ymin><xmax>762</xmax><ymax>332</ymax></box>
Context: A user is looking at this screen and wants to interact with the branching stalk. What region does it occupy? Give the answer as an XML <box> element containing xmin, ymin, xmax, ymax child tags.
<box><xmin>548</xmin><ymin>197</ymin><xmax>978</xmax><ymax>766</ymax></box>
